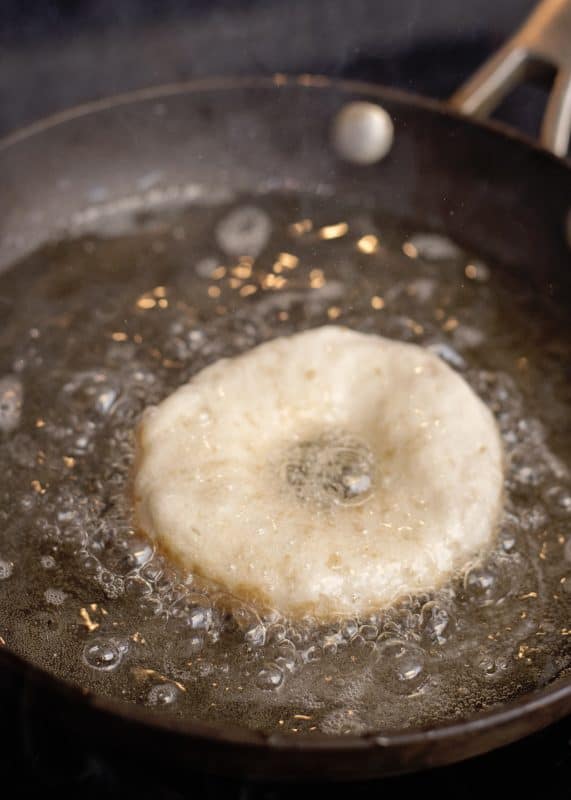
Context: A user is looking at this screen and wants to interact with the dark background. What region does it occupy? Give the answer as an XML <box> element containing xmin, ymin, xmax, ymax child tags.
<box><xmin>0</xmin><ymin>1</ymin><xmax>569</xmax><ymax>797</ymax></box>
<box><xmin>0</xmin><ymin>0</ymin><xmax>549</xmax><ymax>141</ymax></box>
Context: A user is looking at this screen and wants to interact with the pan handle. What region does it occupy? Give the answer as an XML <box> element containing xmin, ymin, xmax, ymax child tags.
<box><xmin>449</xmin><ymin>0</ymin><xmax>571</xmax><ymax>157</ymax></box>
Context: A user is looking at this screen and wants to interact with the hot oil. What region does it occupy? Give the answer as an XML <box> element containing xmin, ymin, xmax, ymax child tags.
<box><xmin>0</xmin><ymin>193</ymin><xmax>570</xmax><ymax>735</ymax></box>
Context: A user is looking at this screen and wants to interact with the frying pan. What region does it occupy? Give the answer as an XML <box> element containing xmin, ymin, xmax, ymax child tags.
<box><xmin>0</xmin><ymin>0</ymin><xmax>570</xmax><ymax>782</ymax></box>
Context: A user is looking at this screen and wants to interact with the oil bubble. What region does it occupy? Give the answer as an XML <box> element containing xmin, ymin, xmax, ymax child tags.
<box><xmin>256</xmin><ymin>662</ymin><xmax>284</xmax><ymax>690</ymax></box>
<box><xmin>245</xmin><ymin>623</ymin><xmax>266</xmax><ymax>647</ymax></box>
<box><xmin>77</xmin><ymin>551</ymin><xmax>101</xmax><ymax>574</ymax></box>
<box><xmin>320</xmin><ymin>709</ymin><xmax>366</xmax><ymax>735</ymax></box>
<box><xmin>420</xmin><ymin>602</ymin><xmax>455</xmax><ymax>646</ymax></box>
<box><xmin>99</xmin><ymin>531</ymin><xmax>154</xmax><ymax>575</ymax></box>
<box><xmin>139</xmin><ymin>595</ymin><xmax>164</xmax><ymax>619</ymax></box>
<box><xmin>183</xmin><ymin>632</ymin><xmax>206</xmax><ymax>656</ymax></box>
<box><xmin>195</xmin><ymin>257</ymin><xmax>220</xmax><ymax>280</ymax></box>
<box><xmin>97</xmin><ymin>570</ymin><xmax>125</xmax><ymax>599</ymax></box>
<box><xmin>216</xmin><ymin>206</ymin><xmax>271</xmax><ymax>258</ymax></box>
<box><xmin>44</xmin><ymin>588</ymin><xmax>66</xmax><ymax>605</ymax></box>
<box><xmin>350</xmin><ymin>634</ymin><xmax>367</xmax><ymax>650</ymax></box>
<box><xmin>0</xmin><ymin>375</ymin><xmax>23</xmax><ymax>433</ymax></box>
<box><xmin>20</xmin><ymin>494</ymin><xmax>37</xmax><ymax>513</ymax></box>
<box><xmin>229</xmin><ymin>602</ymin><xmax>266</xmax><ymax>646</ymax></box>
<box><xmin>147</xmin><ymin>682</ymin><xmax>180</xmax><ymax>706</ymax></box>
<box><xmin>124</xmin><ymin>575</ymin><xmax>153</xmax><ymax>597</ymax></box>
<box><xmin>463</xmin><ymin>558</ymin><xmax>513</xmax><ymax>606</ymax></box>
<box><xmin>322</xmin><ymin>637</ymin><xmax>339</xmax><ymax>656</ymax></box>
<box><xmin>83</xmin><ymin>638</ymin><xmax>124</xmax><ymax>672</ymax></box>
<box><xmin>512</xmin><ymin>464</ymin><xmax>544</xmax><ymax>489</ymax></box>
<box><xmin>359</xmin><ymin>624</ymin><xmax>378</xmax><ymax>641</ymax></box>
<box><xmin>544</xmin><ymin>485</ymin><xmax>571</xmax><ymax>516</ymax></box>
<box><xmin>499</xmin><ymin>528</ymin><xmax>517</xmax><ymax>553</ymax></box>
<box><xmin>408</xmin><ymin>233</ymin><xmax>461</xmax><ymax>261</ymax></box>
<box><xmin>169</xmin><ymin>593</ymin><xmax>212</xmax><ymax>631</ymax></box>
<box><xmin>374</xmin><ymin>640</ymin><xmax>426</xmax><ymax>694</ymax></box>
<box><xmin>0</xmin><ymin>559</ymin><xmax>14</xmax><ymax>580</ymax></box>
<box><xmin>475</xmin><ymin>650</ymin><xmax>510</xmax><ymax>678</ymax></box>
<box><xmin>60</xmin><ymin>370</ymin><xmax>119</xmax><ymax>417</ymax></box>
<box><xmin>341</xmin><ymin>619</ymin><xmax>358</xmax><ymax>639</ymax></box>
<box><xmin>302</xmin><ymin>645</ymin><xmax>323</xmax><ymax>663</ymax></box>
<box><xmin>266</xmin><ymin>623</ymin><xmax>287</xmax><ymax>644</ymax></box>
<box><xmin>273</xmin><ymin>639</ymin><xmax>297</xmax><ymax>673</ymax></box>
<box><xmin>140</xmin><ymin>559</ymin><xmax>164</xmax><ymax>584</ymax></box>
<box><xmin>59</xmin><ymin>523</ymin><xmax>89</xmax><ymax>552</ymax></box>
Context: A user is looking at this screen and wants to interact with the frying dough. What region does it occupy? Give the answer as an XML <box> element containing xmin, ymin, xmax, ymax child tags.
<box><xmin>134</xmin><ymin>326</ymin><xmax>503</xmax><ymax>618</ymax></box>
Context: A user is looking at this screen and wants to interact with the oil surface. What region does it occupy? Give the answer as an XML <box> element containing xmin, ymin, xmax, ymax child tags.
<box><xmin>0</xmin><ymin>192</ymin><xmax>570</xmax><ymax>735</ymax></box>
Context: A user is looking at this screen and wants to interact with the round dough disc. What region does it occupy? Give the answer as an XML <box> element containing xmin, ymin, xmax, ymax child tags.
<box><xmin>134</xmin><ymin>326</ymin><xmax>503</xmax><ymax>618</ymax></box>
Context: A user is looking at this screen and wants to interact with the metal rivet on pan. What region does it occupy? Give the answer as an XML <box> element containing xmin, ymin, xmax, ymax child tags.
<box><xmin>331</xmin><ymin>101</ymin><xmax>394</xmax><ymax>165</ymax></box>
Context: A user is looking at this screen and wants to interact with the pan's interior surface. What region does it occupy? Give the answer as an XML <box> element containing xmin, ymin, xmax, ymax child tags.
<box><xmin>0</xmin><ymin>79</ymin><xmax>570</xmax><ymax>773</ymax></box>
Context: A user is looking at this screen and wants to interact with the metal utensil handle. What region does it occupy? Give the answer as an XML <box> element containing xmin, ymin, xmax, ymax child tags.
<box><xmin>450</xmin><ymin>0</ymin><xmax>571</xmax><ymax>156</ymax></box>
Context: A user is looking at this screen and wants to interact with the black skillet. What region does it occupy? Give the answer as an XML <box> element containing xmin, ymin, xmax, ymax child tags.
<box><xmin>0</xmin><ymin>0</ymin><xmax>570</xmax><ymax>782</ymax></box>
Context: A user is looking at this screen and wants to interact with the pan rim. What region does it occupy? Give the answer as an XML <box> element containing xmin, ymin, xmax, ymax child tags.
<box><xmin>0</xmin><ymin>72</ymin><xmax>570</xmax><ymax>772</ymax></box>
<box><xmin>3</xmin><ymin>642</ymin><xmax>571</xmax><ymax>764</ymax></box>
<box><xmin>0</xmin><ymin>72</ymin><xmax>569</xmax><ymax>171</ymax></box>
